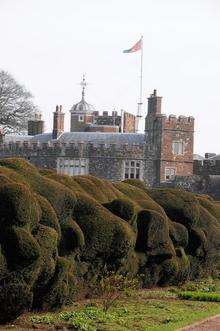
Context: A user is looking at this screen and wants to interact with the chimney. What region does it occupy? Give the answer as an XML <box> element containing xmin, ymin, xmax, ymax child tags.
<box><xmin>28</xmin><ymin>111</ymin><xmax>44</xmax><ymax>136</ymax></box>
<box><xmin>147</xmin><ymin>89</ymin><xmax>162</xmax><ymax>116</ymax></box>
<box><xmin>52</xmin><ymin>105</ymin><xmax>65</xmax><ymax>139</ymax></box>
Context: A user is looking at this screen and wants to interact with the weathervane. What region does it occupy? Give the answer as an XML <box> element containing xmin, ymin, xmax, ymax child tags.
<box><xmin>80</xmin><ymin>74</ymin><xmax>87</xmax><ymax>100</ymax></box>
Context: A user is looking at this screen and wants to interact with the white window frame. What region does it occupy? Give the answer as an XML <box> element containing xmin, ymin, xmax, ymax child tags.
<box><xmin>165</xmin><ymin>167</ymin><xmax>176</xmax><ymax>181</ymax></box>
<box><xmin>78</xmin><ymin>115</ymin><xmax>84</xmax><ymax>122</ymax></box>
<box><xmin>172</xmin><ymin>141</ymin><xmax>184</xmax><ymax>155</ymax></box>
<box><xmin>123</xmin><ymin>160</ymin><xmax>142</xmax><ymax>180</ymax></box>
<box><xmin>57</xmin><ymin>158</ymin><xmax>88</xmax><ymax>176</ymax></box>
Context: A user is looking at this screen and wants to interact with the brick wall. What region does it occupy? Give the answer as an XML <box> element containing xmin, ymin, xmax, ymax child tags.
<box><xmin>123</xmin><ymin>112</ymin><xmax>136</xmax><ymax>133</ymax></box>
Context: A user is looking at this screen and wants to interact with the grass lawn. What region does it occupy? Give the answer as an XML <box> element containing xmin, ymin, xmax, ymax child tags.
<box><xmin>2</xmin><ymin>280</ymin><xmax>219</xmax><ymax>331</ymax></box>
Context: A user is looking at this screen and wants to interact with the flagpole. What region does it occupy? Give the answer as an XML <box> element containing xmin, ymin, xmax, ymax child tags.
<box><xmin>136</xmin><ymin>36</ymin><xmax>143</xmax><ymax>133</ymax></box>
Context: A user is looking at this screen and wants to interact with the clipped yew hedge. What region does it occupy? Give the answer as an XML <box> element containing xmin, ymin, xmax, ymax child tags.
<box><xmin>0</xmin><ymin>158</ymin><xmax>219</xmax><ymax>324</ymax></box>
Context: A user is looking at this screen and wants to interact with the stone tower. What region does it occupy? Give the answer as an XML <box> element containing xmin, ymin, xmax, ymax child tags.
<box><xmin>52</xmin><ymin>105</ymin><xmax>65</xmax><ymax>139</ymax></box>
<box><xmin>69</xmin><ymin>76</ymin><xmax>95</xmax><ymax>132</ymax></box>
<box><xmin>28</xmin><ymin>111</ymin><xmax>44</xmax><ymax>136</ymax></box>
<box><xmin>145</xmin><ymin>89</ymin><xmax>194</xmax><ymax>185</ymax></box>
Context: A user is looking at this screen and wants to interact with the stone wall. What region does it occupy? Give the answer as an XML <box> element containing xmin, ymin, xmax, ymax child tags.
<box><xmin>0</xmin><ymin>141</ymin><xmax>148</xmax><ymax>183</ymax></box>
<box><xmin>194</xmin><ymin>159</ymin><xmax>220</xmax><ymax>176</ymax></box>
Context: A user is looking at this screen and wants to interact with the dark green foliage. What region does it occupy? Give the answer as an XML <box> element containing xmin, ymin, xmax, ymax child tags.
<box><xmin>0</xmin><ymin>158</ymin><xmax>219</xmax><ymax>324</ymax></box>
<box><xmin>40</xmin><ymin>257</ymin><xmax>71</xmax><ymax>310</ymax></box>
<box><xmin>0</xmin><ymin>182</ymin><xmax>40</xmax><ymax>229</ymax></box>
<box><xmin>36</xmin><ymin>194</ymin><xmax>61</xmax><ymax>240</ymax></box>
<box><xmin>1</xmin><ymin>226</ymin><xmax>40</xmax><ymax>269</ymax></box>
<box><xmin>159</xmin><ymin>258</ymin><xmax>179</xmax><ymax>286</ymax></box>
<box><xmin>122</xmin><ymin>178</ymin><xmax>148</xmax><ymax>191</ymax></box>
<box><xmin>0</xmin><ymin>276</ymin><xmax>33</xmax><ymax>324</ymax></box>
<box><xmin>197</xmin><ymin>195</ymin><xmax>220</xmax><ymax>222</ymax></box>
<box><xmin>178</xmin><ymin>291</ymin><xmax>220</xmax><ymax>302</ymax></box>
<box><xmin>0</xmin><ymin>173</ymin><xmax>14</xmax><ymax>185</ymax></box>
<box><xmin>103</xmin><ymin>198</ymin><xmax>135</xmax><ymax>221</ymax></box>
<box><xmin>187</xmin><ymin>227</ymin><xmax>208</xmax><ymax>257</ymax></box>
<box><xmin>33</xmin><ymin>224</ymin><xmax>58</xmax><ymax>290</ymax></box>
<box><xmin>60</xmin><ymin>219</ymin><xmax>85</xmax><ymax>255</ymax></box>
<box><xmin>148</xmin><ymin>188</ymin><xmax>200</xmax><ymax>228</ymax></box>
<box><xmin>169</xmin><ymin>222</ymin><xmax>189</xmax><ymax>248</ymax></box>
<box><xmin>136</xmin><ymin>209</ymin><xmax>175</xmax><ymax>263</ymax></box>
<box><xmin>0</xmin><ymin>246</ymin><xmax>7</xmax><ymax>280</ymax></box>
<box><xmin>73</xmin><ymin>193</ymin><xmax>135</xmax><ymax>266</ymax></box>
<box><xmin>159</xmin><ymin>248</ymin><xmax>190</xmax><ymax>286</ymax></box>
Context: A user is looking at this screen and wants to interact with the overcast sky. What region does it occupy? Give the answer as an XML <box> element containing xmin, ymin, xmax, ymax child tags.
<box><xmin>0</xmin><ymin>0</ymin><xmax>219</xmax><ymax>154</ymax></box>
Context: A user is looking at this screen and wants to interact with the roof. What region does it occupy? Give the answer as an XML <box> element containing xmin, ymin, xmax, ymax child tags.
<box><xmin>193</xmin><ymin>154</ymin><xmax>205</xmax><ymax>161</ymax></box>
<box><xmin>4</xmin><ymin>134</ymin><xmax>33</xmax><ymax>143</ymax></box>
<box><xmin>30</xmin><ymin>133</ymin><xmax>53</xmax><ymax>143</ymax></box>
<box><xmin>58</xmin><ymin>132</ymin><xmax>145</xmax><ymax>145</ymax></box>
<box><xmin>4</xmin><ymin>132</ymin><xmax>145</xmax><ymax>145</ymax></box>
<box><xmin>70</xmin><ymin>99</ymin><xmax>96</xmax><ymax>114</ymax></box>
<box><xmin>208</xmin><ymin>154</ymin><xmax>220</xmax><ymax>161</ymax></box>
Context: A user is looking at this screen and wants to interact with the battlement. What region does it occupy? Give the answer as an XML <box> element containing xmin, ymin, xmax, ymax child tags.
<box><xmin>93</xmin><ymin>110</ymin><xmax>120</xmax><ymax>117</ymax></box>
<box><xmin>0</xmin><ymin>140</ymin><xmax>144</xmax><ymax>153</ymax></box>
<box><xmin>155</xmin><ymin>113</ymin><xmax>194</xmax><ymax>130</ymax></box>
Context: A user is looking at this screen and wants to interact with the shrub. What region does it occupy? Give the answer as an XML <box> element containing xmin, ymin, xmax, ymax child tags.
<box><xmin>0</xmin><ymin>158</ymin><xmax>77</xmax><ymax>224</ymax></box>
<box><xmin>73</xmin><ymin>193</ymin><xmax>135</xmax><ymax>266</ymax></box>
<box><xmin>0</xmin><ymin>245</ymin><xmax>7</xmax><ymax>280</ymax></box>
<box><xmin>113</xmin><ymin>182</ymin><xmax>165</xmax><ymax>215</ymax></box>
<box><xmin>0</xmin><ymin>182</ymin><xmax>40</xmax><ymax>230</ymax></box>
<box><xmin>197</xmin><ymin>195</ymin><xmax>220</xmax><ymax>222</ymax></box>
<box><xmin>1</xmin><ymin>226</ymin><xmax>41</xmax><ymax>269</ymax></box>
<box><xmin>32</xmin><ymin>224</ymin><xmax>58</xmax><ymax>308</ymax></box>
<box><xmin>159</xmin><ymin>258</ymin><xmax>179</xmax><ymax>286</ymax></box>
<box><xmin>0</xmin><ymin>275</ymin><xmax>33</xmax><ymax>324</ymax></box>
<box><xmin>187</xmin><ymin>227</ymin><xmax>208</xmax><ymax>257</ymax></box>
<box><xmin>103</xmin><ymin>198</ymin><xmax>135</xmax><ymax>222</ymax></box>
<box><xmin>169</xmin><ymin>222</ymin><xmax>189</xmax><ymax>248</ymax></box>
<box><xmin>178</xmin><ymin>291</ymin><xmax>220</xmax><ymax>302</ymax></box>
<box><xmin>36</xmin><ymin>194</ymin><xmax>61</xmax><ymax>240</ymax></box>
<box><xmin>40</xmin><ymin>257</ymin><xmax>71</xmax><ymax>309</ymax></box>
<box><xmin>122</xmin><ymin>178</ymin><xmax>148</xmax><ymax>191</ymax></box>
<box><xmin>74</xmin><ymin>175</ymin><xmax>122</xmax><ymax>203</ymax></box>
<box><xmin>60</xmin><ymin>219</ymin><xmax>85</xmax><ymax>255</ymax></box>
<box><xmin>148</xmin><ymin>188</ymin><xmax>200</xmax><ymax>228</ymax></box>
<box><xmin>135</xmin><ymin>209</ymin><xmax>175</xmax><ymax>263</ymax></box>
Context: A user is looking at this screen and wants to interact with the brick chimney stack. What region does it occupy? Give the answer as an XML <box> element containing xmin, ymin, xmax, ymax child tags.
<box><xmin>52</xmin><ymin>105</ymin><xmax>65</xmax><ymax>139</ymax></box>
<box><xmin>28</xmin><ymin>111</ymin><xmax>44</xmax><ymax>136</ymax></box>
<box><xmin>147</xmin><ymin>89</ymin><xmax>162</xmax><ymax>116</ymax></box>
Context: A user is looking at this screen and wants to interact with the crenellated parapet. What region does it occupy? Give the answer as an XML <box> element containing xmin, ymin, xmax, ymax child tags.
<box><xmin>155</xmin><ymin>114</ymin><xmax>194</xmax><ymax>131</ymax></box>
<box><xmin>0</xmin><ymin>140</ymin><xmax>144</xmax><ymax>156</ymax></box>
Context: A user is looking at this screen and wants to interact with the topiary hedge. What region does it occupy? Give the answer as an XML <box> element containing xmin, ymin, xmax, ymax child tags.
<box><xmin>0</xmin><ymin>158</ymin><xmax>219</xmax><ymax>323</ymax></box>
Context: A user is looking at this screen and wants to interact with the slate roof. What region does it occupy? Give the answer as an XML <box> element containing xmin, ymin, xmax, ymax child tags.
<box><xmin>193</xmin><ymin>154</ymin><xmax>205</xmax><ymax>161</ymax></box>
<box><xmin>4</xmin><ymin>135</ymin><xmax>33</xmax><ymax>143</ymax></box>
<box><xmin>29</xmin><ymin>132</ymin><xmax>145</xmax><ymax>145</ymax></box>
<box><xmin>208</xmin><ymin>154</ymin><xmax>220</xmax><ymax>161</ymax></box>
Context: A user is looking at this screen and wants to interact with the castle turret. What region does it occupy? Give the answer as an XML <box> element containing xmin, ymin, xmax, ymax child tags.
<box><xmin>52</xmin><ymin>105</ymin><xmax>65</xmax><ymax>139</ymax></box>
<box><xmin>69</xmin><ymin>75</ymin><xmax>94</xmax><ymax>132</ymax></box>
<box><xmin>145</xmin><ymin>89</ymin><xmax>194</xmax><ymax>185</ymax></box>
<box><xmin>28</xmin><ymin>111</ymin><xmax>44</xmax><ymax>136</ymax></box>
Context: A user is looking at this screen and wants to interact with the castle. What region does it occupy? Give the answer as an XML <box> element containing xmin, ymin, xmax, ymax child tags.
<box><xmin>0</xmin><ymin>80</ymin><xmax>194</xmax><ymax>186</ymax></box>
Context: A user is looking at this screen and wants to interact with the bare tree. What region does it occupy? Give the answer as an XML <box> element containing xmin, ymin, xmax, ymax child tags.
<box><xmin>0</xmin><ymin>70</ymin><xmax>37</xmax><ymax>134</ymax></box>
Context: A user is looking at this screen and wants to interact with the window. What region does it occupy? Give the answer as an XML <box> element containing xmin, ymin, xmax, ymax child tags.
<box><xmin>78</xmin><ymin>115</ymin><xmax>84</xmax><ymax>122</ymax></box>
<box><xmin>172</xmin><ymin>141</ymin><xmax>184</xmax><ymax>155</ymax></box>
<box><xmin>57</xmin><ymin>158</ymin><xmax>88</xmax><ymax>176</ymax></box>
<box><xmin>124</xmin><ymin>160</ymin><xmax>142</xmax><ymax>180</ymax></box>
<box><xmin>165</xmin><ymin>167</ymin><xmax>176</xmax><ymax>181</ymax></box>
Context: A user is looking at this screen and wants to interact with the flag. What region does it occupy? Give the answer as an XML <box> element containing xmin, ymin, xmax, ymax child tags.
<box><xmin>123</xmin><ymin>38</ymin><xmax>142</xmax><ymax>53</ymax></box>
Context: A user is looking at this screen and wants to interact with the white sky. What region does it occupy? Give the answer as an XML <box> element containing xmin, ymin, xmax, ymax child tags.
<box><xmin>0</xmin><ymin>0</ymin><xmax>220</xmax><ymax>155</ymax></box>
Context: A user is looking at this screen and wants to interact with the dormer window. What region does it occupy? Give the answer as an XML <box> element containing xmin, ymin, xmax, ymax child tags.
<box><xmin>78</xmin><ymin>115</ymin><xmax>84</xmax><ymax>122</ymax></box>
